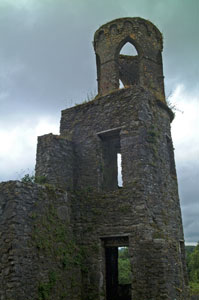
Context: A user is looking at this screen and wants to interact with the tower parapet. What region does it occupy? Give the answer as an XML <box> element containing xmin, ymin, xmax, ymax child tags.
<box><xmin>94</xmin><ymin>17</ymin><xmax>165</xmax><ymax>102</ymax></box>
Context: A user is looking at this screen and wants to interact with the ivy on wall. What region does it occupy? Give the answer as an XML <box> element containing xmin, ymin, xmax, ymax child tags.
<box><xmin>31</xmin><ymin>185</ymin><xmax>83</xmax><ymax>300</ymax></box>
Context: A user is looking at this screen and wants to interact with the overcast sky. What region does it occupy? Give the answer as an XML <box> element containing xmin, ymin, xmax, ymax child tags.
<box><xmin>0</xmin><ymin>0</ymin><xmax>198</xmax><ymax>244</ymax></box>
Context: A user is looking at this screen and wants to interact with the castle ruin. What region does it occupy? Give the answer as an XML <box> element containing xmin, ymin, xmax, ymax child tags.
<box><xmin>0</xmin><ymin>17</ymin><xmax>189</xmax><ymax>300</ymax></box>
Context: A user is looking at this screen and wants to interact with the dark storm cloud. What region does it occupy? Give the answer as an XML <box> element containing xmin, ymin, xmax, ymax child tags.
<box><xmin>0</xmin><ymin>0</ymin><xmax>198</xmax><ymax>115</ymax></box>
<box><xmin>0</xmin><ymin>0</ymin><xmax>128</xmax><ymax>118</ymax></box>
<box><xmin>178</xmin><ymin>163</ymin><xmax>199</xmax><ymax>242</ymax></box>
<box><xmin>0</xmin><ymin>0</ymin><xmax>198</xmax><ymax>243</ymax></box>
<box><xmin>120</xmin><ymin>0</ymin><xmax>199</xmax><ymax>95</ymax></box>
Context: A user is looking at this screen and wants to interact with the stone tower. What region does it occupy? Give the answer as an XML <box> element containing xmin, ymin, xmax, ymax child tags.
<box><xmin>0</xmin><ymin>18</ymin><xmax>189</xmax><ymax>300</ymax></box>
<box><xmin>35</xmin><ymin>17</ymin><xmax>188</xmax><ymax>299</ymax></box>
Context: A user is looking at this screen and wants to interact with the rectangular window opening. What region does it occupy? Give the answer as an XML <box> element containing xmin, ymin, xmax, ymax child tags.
<box><xmin>97</xmin><ymin>128</ymin><xmax>123</xmax><ymax>191</ymax></box>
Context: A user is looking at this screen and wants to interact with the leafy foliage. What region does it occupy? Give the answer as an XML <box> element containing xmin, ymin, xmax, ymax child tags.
<box><xmin>117</xmin><ymin>245</ymin><xmax>199</xmax><ymax>295</ymax></box>
<box><xmin>38</xmin><ymin>271</ymin><xmax>57</xmax><ymax>300</ymax></box>
<box><xmin>32</xmin><ymin>186</ymin><xmax>84</xmax><ymax>299</ymax></box>
<box><xmin>186</xmin><ymin>243</ymin><xmax>199</xmax><ymax>295</ymax></box>
<box><xmin>189</xmin><ymin>281</ymin><xmax>199</xmax><ymax>296</ymax></box>
<box><xmin>118</xmin><ymin>247</ymin><xmax>131</xmax><ymax>285</ymax></box>
<box><xmin>21</xmin><ymin>173</ymin><xmax>35</xmax><ymax>183</ymax></box>
<box><xmin>21</xmin><ymin>173</ymin><xmax>47</xmax><ymax>184</ymax></box>
<box><xmin>186</xmin><ymin>246</ymin><xmax>196</xmax><ymax>278</ymax></box>
<box><xmin>185</xmin><ymin>244</ymin><xmax>199</xmax><ymax>295</ymax></box>
<box><xmin>189</xmin><ymin>244</ymin><xmax>199</xmax><ymax>282</ymax></box>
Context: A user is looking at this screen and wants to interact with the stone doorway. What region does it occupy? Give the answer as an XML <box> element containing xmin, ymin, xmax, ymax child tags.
<box><xmin>103</xmin><ymin>237</ymin><xmax>131</xmax><ymax>300</ymax></box>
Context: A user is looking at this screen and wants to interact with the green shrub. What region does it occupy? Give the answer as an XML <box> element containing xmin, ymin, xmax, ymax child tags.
<box><xmin>21</xmin><ymin>174</ymin><xmax>47</xmax><ymax>184</ymax></box>
<box><xmin>190</xmin><ymin>281</ymin><xmax>199</xmax><ymax>296</ymax></box>
<box><xmin>21</xmin><ymin>174</ymin><xmax>35</xmax><ymax>183</ymax></box>
<box><xmin>118</xmin><ymin>247</ymin><xmax>131</xmax><ymax>285</ymax></box>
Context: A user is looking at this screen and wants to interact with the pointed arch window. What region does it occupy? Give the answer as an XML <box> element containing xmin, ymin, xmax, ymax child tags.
<box><xmin>118</xmin><ymin>41</ymin><xmax>139</xmax><ymax>88</ymax></box>
<box><xmin>120</xmin><ymin>42</ymin><xmax>138</xmax><ymax>56</ymax></box>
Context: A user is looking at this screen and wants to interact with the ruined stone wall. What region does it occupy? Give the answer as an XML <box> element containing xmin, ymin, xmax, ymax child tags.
<box><xmin>36</xmin><ymin>134</ymin><xmax>74</xmax><ymax>190</ymax></box>
<box><xmin>71</xmin><ymin>187</ymin><xmax>188</xmax><ymax>300</ymax></box>
<box><xmin>0</xmin><ymin>85</ymin><xmax>188</xmax><ymax>300</ymax></box>
<box><xmin>94</xmin><ymin>17</ymin><xmax>165</xmax><ymax>100</ymax></box>
<box><xmin>60</xmin><ymin>86</ymin><xmax>175</xmax><ymax>199</ymax></box>
<box><xmin>0</xmin><ymin>181</ymin><xmax>81</xmax><ymax>300</ymax></box>
<box><xmin>59</xmin><ymin>86</ymin><xmax>188</xmax><ymax>299</ymax></box>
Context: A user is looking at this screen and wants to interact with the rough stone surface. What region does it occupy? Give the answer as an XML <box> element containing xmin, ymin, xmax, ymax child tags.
<box><xmin>0</xmin><ymin>181</ymin><xmax>81</xmax><ymax>300</ymax></box>
<box><xmin>0</xmin><ymin>17</ymin><xmax>189</xmax><ymax>300</ymax></box>
<box><xmin>94</xmin><ymin>17</ymin><xmax>165</xmax><ymax>101</ymax></box>
<box><xmin>36</xmin><ymin>133</ymin><xmax>74</xmax><ymax>190</ymax></box>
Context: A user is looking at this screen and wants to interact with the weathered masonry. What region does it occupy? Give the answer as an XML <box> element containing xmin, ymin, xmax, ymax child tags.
<box><xmin>0</xmin><ymin>18</ymin><xmax>189</xmax><ymax>300</ymax></box>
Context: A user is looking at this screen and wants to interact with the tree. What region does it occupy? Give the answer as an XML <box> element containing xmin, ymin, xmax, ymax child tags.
<box><xmin>187</xmin><ymin>243</ymin><xmax>199</xmax><ymax>295</ymax></box>
<box><xmin>186</xmin><ymin>245</ymin><xmax>195</xmax><ymax>279</ymax></box>
<box><xmin>118</xmin><ymin>247</ymin><xmax>131</xmax><ymax>285</ymax></box>
<box><xmin>190</xmin><ymin>243</ymin><xmax>199</xmax><ymax>282</ymax></box>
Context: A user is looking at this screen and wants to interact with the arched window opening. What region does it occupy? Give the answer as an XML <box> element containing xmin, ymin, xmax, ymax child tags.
<box><xmin>118</xmin><ymin>42</ymin><xmax>139</xmax><ymax>88</ymax></box>
<box><xmin>120</xmin><ymin>42</ymin><xmax>138</xmax><ymax>56</ymax></box>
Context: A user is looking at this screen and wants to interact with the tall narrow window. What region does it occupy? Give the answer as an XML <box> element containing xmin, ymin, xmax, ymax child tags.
<box><xmin>98</xmin><ymin>128</ymin><xmax>122</xmax><ymax>191</ymax></box>
<box><xmin>117</xmin><ymin>153</ymin><xmax>123</xmax><ymax>187</ymax></box>
<box><xmin>118</xmin><ymin>41</ymin><xmax>139</xmax><ymax>88</ymax></box>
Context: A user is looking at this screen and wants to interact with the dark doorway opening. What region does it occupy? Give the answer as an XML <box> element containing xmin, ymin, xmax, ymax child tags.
<box><xmin>106</xmin><ymin>246</ymin><xmax>118</xmax><ymax>300</ymax></box>
<box><xmin>103</xmin><ymin>237</ymin><xmax>131</xmax><ymax>300</ymax></box>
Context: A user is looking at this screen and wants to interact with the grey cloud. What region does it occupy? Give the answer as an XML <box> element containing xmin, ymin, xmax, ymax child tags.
<box><xmin>182</xmin><ymin>212</ymin><xmax>199</xmax><ymax>243</ymax></box>
<box><xmin>178</xmin><ymin>162</ymin><xmax>199</xmax><ymax>242</ymax></box>
<box><xmin>178</xmin><ymin>163</ymin><xmax>199</xmax><ymax>204</ymax></box>
<box><xmin>1</xmin><ymin>0</ymin><xmax>198</xmax><ymax>115</ymax></box>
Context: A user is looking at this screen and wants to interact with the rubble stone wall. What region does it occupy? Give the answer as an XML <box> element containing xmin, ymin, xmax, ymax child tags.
<box><xmin>36</xmin><ymin>134</ymin><xmax>74</xmax><ymax>190</ymax></box>
<box><xmin>0</xmin><ymin>181</ymin><xmax>81</xmax><ymax>300</ymax></box>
